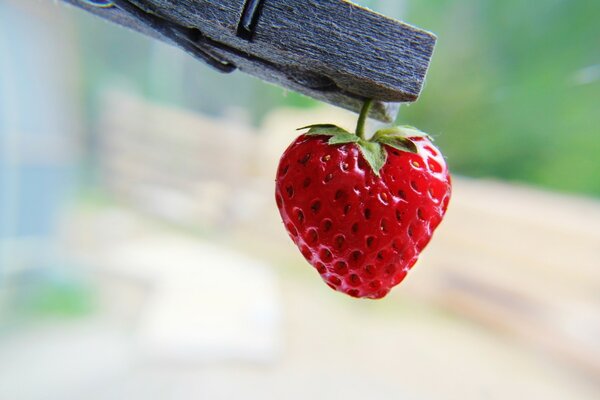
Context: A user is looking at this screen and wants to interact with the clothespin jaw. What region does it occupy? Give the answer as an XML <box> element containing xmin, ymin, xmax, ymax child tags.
<box><xmin>70</xmin><ymin>0</ymin><xmax>436</xmax><ymax>122</ymax></box>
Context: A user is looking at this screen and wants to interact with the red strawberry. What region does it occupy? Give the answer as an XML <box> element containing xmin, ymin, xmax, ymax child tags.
<box><xmin>275</xmin><ymin>100</ymin><xmax>451</xmax><ymax>299</ymax></box>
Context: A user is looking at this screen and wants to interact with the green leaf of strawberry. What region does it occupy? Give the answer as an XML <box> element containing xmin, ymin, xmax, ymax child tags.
<box><xmin>329</xmin><ymin>133</ymin><xmax>360</xmax><ymax>145</ymax></box>
<box><xmin>370</xmin><ymin>125</ymin><xmax>434</xmax><ymax>155</ymax></box>
<box><xmin>298</xmin><ymin>124</ymin><xmax>361</xmax><ymax>146</ymax></box>
<box><xmin>357</xmin><ymin>140</ymin><xmax>386</xmax><ymax>176</ymax></box>
<box><xmin>372</xmin><ymin>125</ymin><xmax>431</xmax><ymax>140</ymax></box>
<box><xmin>299</xmin><ymin>124</ymin><xmax>350</xmax><ymax>136</ymax></box>
<box><xmin>373</xmin><ymin>135</ymin><xmax>418</xmax><ymax>154</ymax></box>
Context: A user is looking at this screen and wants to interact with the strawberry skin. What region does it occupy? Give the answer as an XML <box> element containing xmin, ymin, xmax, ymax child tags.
<box><xmin>275</xmin><ymin>134</ymin><xmax>451</xmax><ymax>299</ymax></box>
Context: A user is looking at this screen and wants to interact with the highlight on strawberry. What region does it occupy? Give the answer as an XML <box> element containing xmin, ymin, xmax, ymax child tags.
<box><xmin>275</xmin><ymin>100</ymin><xmax>451</xmax><ymax>299</ymax></box>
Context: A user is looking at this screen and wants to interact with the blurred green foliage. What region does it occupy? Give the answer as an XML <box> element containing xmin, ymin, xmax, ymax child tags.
<box><xmin>11</xmin><ymin>271</ymin><xmax>94</xmax><ymax>318</ymax></box>
<box><xmin>400</xmin><ymin>0</ymin><xmax>600</xmax><ymax>196</ymax></box>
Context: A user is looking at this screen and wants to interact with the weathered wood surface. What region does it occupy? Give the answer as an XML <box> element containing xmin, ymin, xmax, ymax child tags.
<box><xmin>62</xmin><ymin>0</ymin><xmax>436</xmax><ymax>121</ymax></box>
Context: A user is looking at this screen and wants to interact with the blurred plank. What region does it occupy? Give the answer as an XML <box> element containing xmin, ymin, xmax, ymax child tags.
<box><xmin>408</xmin><ymin>179</ymin><xmax>600</xmax><ymax>383</ymax></box>
<box><xmin>99</xmin><ymin>91</ymin><xmax>256</xmax><ymax>227</ymax></box>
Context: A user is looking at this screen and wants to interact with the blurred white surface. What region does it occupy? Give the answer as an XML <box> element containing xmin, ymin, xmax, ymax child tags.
<box><xmin>103</xmin><ymin>236</ymin><xmax>281</xmax><ymax>363</ymax></box>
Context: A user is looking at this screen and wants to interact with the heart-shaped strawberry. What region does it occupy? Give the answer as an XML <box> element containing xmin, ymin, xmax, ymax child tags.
<box><xmin>275</xmin><ymin>100</ymin><xmax>451</xmax><ymax>299</ymax></box>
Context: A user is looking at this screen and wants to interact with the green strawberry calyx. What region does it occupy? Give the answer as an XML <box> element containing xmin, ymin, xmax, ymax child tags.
<box><xmin>297</xmin><ymin>100</ymin><xmax>432</xmax><ymax>176</ymax></box>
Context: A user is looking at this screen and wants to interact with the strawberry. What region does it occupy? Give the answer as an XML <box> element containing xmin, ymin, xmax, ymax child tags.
<box><xmin>275</xmin><ymin>100</ymin><xmax>451</xmax><ymax>299</ymax></box>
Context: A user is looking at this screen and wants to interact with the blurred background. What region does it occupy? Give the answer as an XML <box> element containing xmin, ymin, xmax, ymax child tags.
<box><xmin>1</xmin><ymin>0</ymin><xmax>599</xmax><ymax>399</ymax></box>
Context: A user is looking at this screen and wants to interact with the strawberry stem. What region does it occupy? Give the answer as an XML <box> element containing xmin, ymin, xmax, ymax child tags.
<box><xmin>355</xmin><ymin>99</ymin><xmax>373</xmax><ymax>140</ymax></box>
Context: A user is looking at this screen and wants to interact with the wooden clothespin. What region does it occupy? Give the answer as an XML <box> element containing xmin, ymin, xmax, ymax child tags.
<box><xmin>66</xmin><ymin>0</ymin><xmax>436</xmax><ymax>122</ymax></box>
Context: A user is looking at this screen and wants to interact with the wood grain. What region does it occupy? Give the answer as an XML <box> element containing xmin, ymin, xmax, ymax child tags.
<box><xmin>61</xmin><ymin>0</ymin><xmax>436</xmax><ymax>121</ymax></box>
